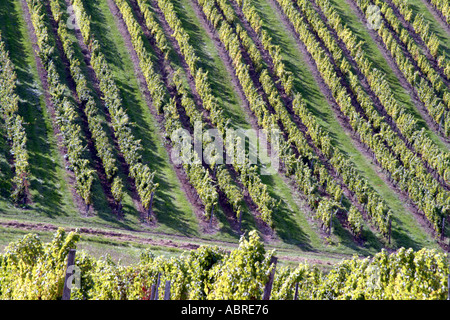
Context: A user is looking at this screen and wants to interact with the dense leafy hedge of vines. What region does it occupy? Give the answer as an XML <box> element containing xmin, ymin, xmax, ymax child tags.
<box><xmin>0</xmin><ymin>229</ymin><xmax>448</xmax><ymax>300</ymax></box>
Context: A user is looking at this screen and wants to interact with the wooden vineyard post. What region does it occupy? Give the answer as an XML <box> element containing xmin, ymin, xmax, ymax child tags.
<box><xmin>164</xmin><ymin>280</ymin><xmax>171</xmax><ymax>300</ymax></box>
<box><xmin>209</xmin><ymin>165</ymin><xmax>217</xmax><ymax>228</ymax></box>
<box><xmin>62</xmin><ymin>249</ymin><xmax>76</xmax><ymax>300</ymax></box>
<box><xmin>147</xmin><ymin>191</ymin><xmax>154</xmax><ymax>220</ymax></box>
<box><xmin>263</xmin><ymin>256</ymin><xmax>278</xmax><ymax>300</ymax></box>
<box><xmin>154</xmin><ymin>272</ymin><xmax>161</xmax><ymax>300</ymax></box>
<box><xmin>388</xmin><ymin>219</ymin><xmax>392</xmax><ymax>244</ymax></box>
<box><xmin>330</xmin><ymin>209</ymin><xmax>338</xmax><ymax>236</ymax></box>
<box><xmin>441</xmin><ymin>217</ymin><xmax>446</xmax><ymax>241</ymax></box>
<box><xmin>117</xmin><ymin>201</ymin><xmax>123</xmax><ymax>218</ymax></box>
<box><xmin>150</xmin><ymin>272</ymin><xmax>161</xmax><ymax>300</ymax></box>
<box><xmin>447</xmin><ymin>272</ymin><xmax>450</xmax><ymax>301</ymax></box>
<box><xmin>294</xmin><ymin>283</ymin><xmax>299</xmax><ymax>300</ymax></box>
<box><xmin>329</xmin><ymin>213</ymin><xmax>333</xmax><ymax>236</ymax></box>
<box><xmin>328</xmin><ymin>215</ymin><xmax>333</xmax><ymax>237</ymax></box>
<box><xmin>150</xmin><ymin>283</ymin><xmax>156</xmax><ymax>300</ymax></box>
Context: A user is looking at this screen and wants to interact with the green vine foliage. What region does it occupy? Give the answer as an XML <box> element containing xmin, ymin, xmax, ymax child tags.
<box><xmin>428</xmin><ymin>0</ymin><xmax>449</xmax><ymax>25</ymax></box>
<box><xmin>0</xmin><ymin>229</ymin><xmax>449</xmax><ymax>300</ymax></box>
<box><xmin>206</xmin><ymin>230</ymin><xmax>275</xmax><ymax>299</ymax></box>
<box><xmin>0</xmin><ymin>229</ymin><xmax>79</xmax><ymax>299</ymax></box>
<box><xmin>154</xmin><ymin>0</ymin><xmax>276</xmax><ymax>224</ymax></box>
<box><xmin>0</xmin><ymin>32</ymin><xmax>30</xmax><ymax>204</ymax></box>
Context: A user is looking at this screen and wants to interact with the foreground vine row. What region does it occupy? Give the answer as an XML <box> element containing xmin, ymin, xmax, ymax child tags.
<box><xmin>70</xmin><ymin>0</ymin><xmax>158</xmax><ymax>216</ymax></box>
<box><xmin>0</xmin><ymin>229</ymin><xmax>448</xmax><ymax>300</ymax></box>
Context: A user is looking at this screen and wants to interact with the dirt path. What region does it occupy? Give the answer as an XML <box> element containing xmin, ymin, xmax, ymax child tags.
<box><xmin>19</xmin><ymin>0</ymin><xmax>89</xmax><ymax>216</ymax></box>
<box><xmin>0</xmin><ymin>218</ymin><xmax>202</xmax><ymax>251</ymax></box>
<box><xmin>0</xmin><ymin>219</ymin><xmax>347</xmax><ymax>265</ymax></box>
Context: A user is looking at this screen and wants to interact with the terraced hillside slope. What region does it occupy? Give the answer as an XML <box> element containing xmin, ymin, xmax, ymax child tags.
<box><xmin>0</xmin><ymin>0</ymin><xmax>449</xmax><ymax>262</ymax></box>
